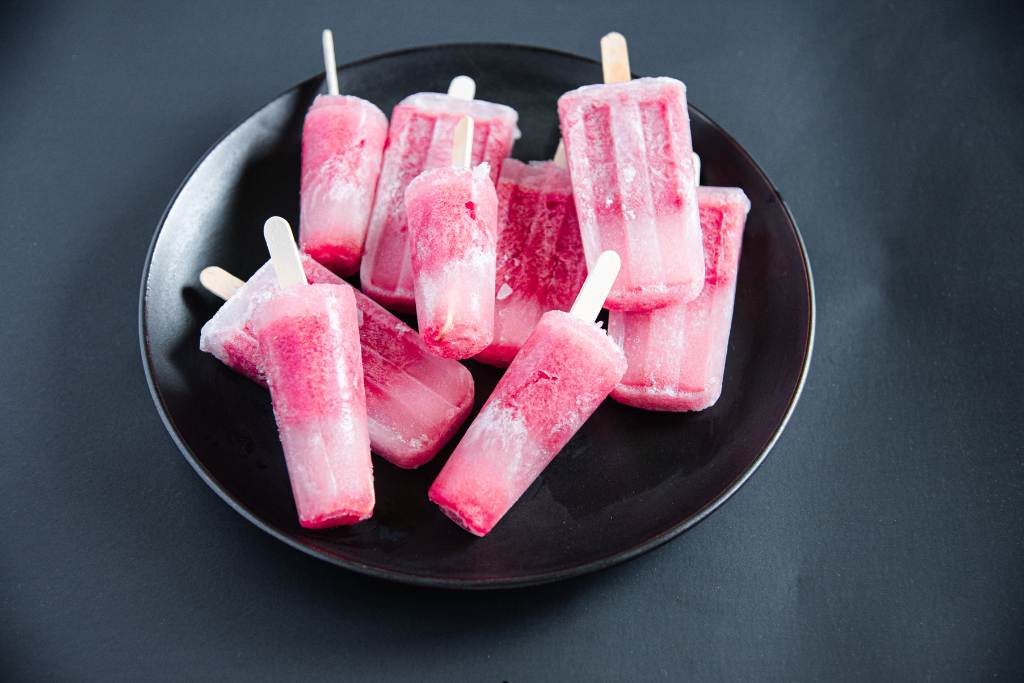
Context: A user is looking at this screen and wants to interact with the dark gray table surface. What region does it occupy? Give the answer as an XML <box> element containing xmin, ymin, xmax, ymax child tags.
<box><xmin>2</xmin><ymin>1</ymin><xmax>1021</xmax><ymax>679</ymax></box>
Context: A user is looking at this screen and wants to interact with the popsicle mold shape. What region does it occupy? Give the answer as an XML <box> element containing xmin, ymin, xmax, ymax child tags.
<box><xmin>360</xmin><ymin>91</ymin><xmax>517</xmax><ymax>311</ymax></box>
<box><xmin>608</xmin><ymin>186</ymin><xmax>750</xmax><ymax>411</ymax></box>
<box><xmin>474</xmin><ymin>159</ymin><xmax>587</xmax><ymax>367</ymax></box>
<box><xmin>558</xmin><ymin>76</ymin><xmax>704</xmax><ymax>311</ymax></box>
<box><xmin>253</xmin><ymin>283</ymin><xmax>374</xmax><ymax>527</ymax></box>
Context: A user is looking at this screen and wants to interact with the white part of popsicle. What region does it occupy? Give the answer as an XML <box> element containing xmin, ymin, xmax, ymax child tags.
<box><xmin>452</xmin><ymin>116</ymin><xmax>474</xmax><ymax>169</ymax></box>
<box><xmin>322</xmin><ymin>29</ymin><xmax>339</xmax><ymax>95</ymax></box>
<box><xmin>447</xmin><ymin>75</ymin><xmax>476</xmax><ymax>100</ymax></box>
<box><xmin>553</xmin><ymin>139</ymin><xmax>567</xmax><ymax>168</ymax></box>
<box><xmin>692</xmin><ymin>152</ymin><xmax>701</xmax><ymax>185</ymax></box>
<box><xmin>264</xmin><ymin>217</ymin><xmax>307</xmax><ymax>288</ymax></box>
<box><xmin>199</xmin><ymin>266</ymin><xmax>245</xmax><ymax>301</ymax></box>
<box><xmin>570</xmin><ymin>250</ymin><xmax>622</xmax><ymax>323</ymax></box>
<box><xmin>601</xmin><ymin>32</ymin><xmax>631</xmax><ymax>84</ymax></box>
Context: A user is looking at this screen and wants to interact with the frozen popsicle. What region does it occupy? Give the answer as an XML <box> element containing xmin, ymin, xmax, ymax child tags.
<box><xmin>474</xmin><ymin>156</ymin><xmax>587</xmax><ymax>367</ymax></box>
<box><xmin>199</xmin><ymin>257</ymin><xmax>474</xmax><ymax>469</ymax></box>
<box><xmin>429</xmin><ymin>251</ymin><xmax>627</xmax><ymax>537</ymax></box>
<box><xmin>406</xmin><ymin>116</ymin><xmax>498</xmax><ymax>359</ymax></box>
<box><xmin>608</xmin><ymin>186</ymin><xmax>750</xmax><ymax>411</ymax></box>
<box><xmin>558</xmin><ymin>32</ymin><xmax>704</xmax><ymax>311</ymax></box>
<box><xmin>360</xmin><ymin>79</ymin><xmax>518</xmax><ymax>312</ymax></box>
<box><xmin>298</xmin><ymin>30</ymin><xmax>388</xmax><ymax>276</ymax></box>
<box><xmin>253</xmin><ymin>217</ymin><xmax>373</xmax><ymax>527</ymax></box>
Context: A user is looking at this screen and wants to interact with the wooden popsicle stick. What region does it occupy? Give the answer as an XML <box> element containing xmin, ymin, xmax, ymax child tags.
<box><xmin>570</xmin><ymin>250</ymin><xmax>621</xmax><ymax>322</ymax></box>
<box><xmin>322</xmin><ymin>29</ymin><xmax>340</xmax><ymax>95</ymax></box>
<box><xmin>199</xmin><ymin>266</ymin><xmax>245</xmax><ymax>301</ymax></box>
<box><xmin>447</xmin><ymin>75</ymin><xmax>476</xmax><ymax>100</ymax></box>
<box><xmin>437</xmin><ymin>309</ymin><xmax>455</xmax><ymax>340</ymax></box>
<box><xmin>553</xmin><ymin>139</ymin><xmax>567</xmax><ymax>168</ymax></box>
<box><xmin>263</xmin><ymin>217</ymin><xmax>307</xmax><ymax>287</ymax></box>
<box><xmin>452</xmin><ymin>115</ymin><xmax>474</xmax><ymax>169</ymax></box>
<box><xmin>600</xmin><ymin>32</ymin><xmax>631</xmax><ymax>84</ymax></box>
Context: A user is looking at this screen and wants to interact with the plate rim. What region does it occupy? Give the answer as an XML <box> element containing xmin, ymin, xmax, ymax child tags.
<box><xmin>138</xmin><ymin>42</ymin><xmax>816</xmax><ymax>590</ymax></box>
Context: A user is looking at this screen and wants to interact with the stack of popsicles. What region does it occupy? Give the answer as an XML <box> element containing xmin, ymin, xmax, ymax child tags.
<box><xmin>199</xmin><ymin>253</ymin><xmax>474</xmax><ymax>470</ymax></box>
<box><xmin>193</xmin><ymin>29</ymin><xmax>751</xmax><ymax>536</ymax></box>
<box><xmin>361</xmin><ymin>87</ymin><xmax>518</xmax><ymax>312</ymax></box>
<box><xmin>557</xmin><ymin>32</ymin><xmax>751</xmax><ymax>411</ymax></box>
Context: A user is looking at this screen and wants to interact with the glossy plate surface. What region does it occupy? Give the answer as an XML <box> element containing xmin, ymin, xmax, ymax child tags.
<box><xmin>140</xmin><ymin>44</ymin><xmax>814</xmax><ymax>588</ymax></box>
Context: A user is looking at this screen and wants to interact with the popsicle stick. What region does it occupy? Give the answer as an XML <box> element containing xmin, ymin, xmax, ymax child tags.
<box><xmin>452</xmin><ymin>116</ymin><xmax>474</xmax><ymax>169</ymax></box>
<box><xmin>553</xmin><ymin>139</ymin><xmax>567</xmax><ymax>168</ymax></box>
<box><xmin>447</xmin><ymin>75</ymin><xmax>476</xmax><ymax>100</ymax></box>
<box><xmin>570</xmin><ymin>250</ymin><xmax>622</xmax><ymax>322</ymax></box>
<box><xmin>437</xmin><ymin>309</ymin><xmax>455</xmax><ymax>340</ymax></box>
<box><xmin>322</xmin><ymin>29</ymin><xmax>339</xmax><ymax>95</ymax></box>
<box><xmin>199</xmin><ymin>266</ymin><xmax>245</xmax><ymax>301</ymax></box>
<box><xmin>264</xmin><ymin>217</ymin><xmax>307</xmax><ymax>287</ymax></box>
<box><xmin>600</xmin><ymin>32</ymin><xmax>631</xmax><ymax>84</ymax></box>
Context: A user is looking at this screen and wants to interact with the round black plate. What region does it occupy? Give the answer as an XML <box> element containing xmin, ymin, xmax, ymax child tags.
<box><xmin>140</xmin><ymin>44</ymin><xmax>814</xmax><ymax>589</ymax></box>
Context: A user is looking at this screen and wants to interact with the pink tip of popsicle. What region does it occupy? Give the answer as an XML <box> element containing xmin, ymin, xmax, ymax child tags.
<box><xmin>300</xmin><ymin>508</ymin><xmax>371</xmax><ymax>529</ymax></box>
<box><xmin>428</xmin><ymin>488</ymin><xmax>491</xmax><ymax>537</ymax></box>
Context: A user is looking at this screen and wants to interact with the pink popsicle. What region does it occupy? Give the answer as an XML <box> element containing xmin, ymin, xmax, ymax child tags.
<box><xmin>474</xmin><ymin>159</ymin><xmax>587</xmax><ymax>367</ymax></box>
<box><xmin>299</xmin><ymin>95</ymin><xmax>387</xmax><ymax>275</ymax></box>
<box><xmin>199</xmin><ymin>255</ymin><xmax>474</xmax><ymax>468</ymax></box>
<box><xmin>360</xmin><ymin>92</ymin><xmax>518</xmax><ymax>312</ymax></box>
<box><xmin>253</xmin><ymin>283</ymin><xmax>374</xmax><ymax>528</ymax></box>
<box><xmin>406</xmin><ymin>161</ymin><xmax>498</xmax><ymax>359</ymax></box>
<box><xmin>429</xmin><ymin>252</ymin><xmax>627</xmax><ymax>537</ymax></box>
<box><xmin>558</xmin><ymin>77</ymin><xmax>704</xmax><ymax>311</ymax></box>
<box><xmin>608</xmin><ymin>186</ymin><xmax>751</xmax><ymax>411</ymax></box>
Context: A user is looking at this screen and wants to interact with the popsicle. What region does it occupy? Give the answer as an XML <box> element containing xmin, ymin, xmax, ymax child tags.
<box><xmin>360</xmin><ymin>78</ymin><xmax>518</xmax><ymax>312</ymax></box>
<box><xmin>429</xmin><ymin>251</ymin><xmax>627</xmax><ymax>537</ymax></box>
<box><xmin>474</xmin><ymin>156</ymin><xmax>587</xmax><ymax>367</ymax></box>
<box><xmin>252</xmin><ymin>217</ymin><xmax>373</xmax><ymax>527</ymax></box>
<box><xmin>406</xmin><ymin>116</ymin><xmax>498</xmax><ymax>359</ymax></box>
<box><xmin>558</xmin><ymin>32</ymin><xmax>704</xmax><ymax>311</ymax></box>
<box><xmin>199</xmin><ymin>257</ymin><xmax>474</xmax><ymax>469</ymax></box>
<box><xmin>298</xmin><ymin>30</ymin><xmax>388</xmax><ymax>276</ymax></box>
<box><xmin>608</xmin><ymin>186</ymin><xmax>750</xmax><ymax>411</ymax></box>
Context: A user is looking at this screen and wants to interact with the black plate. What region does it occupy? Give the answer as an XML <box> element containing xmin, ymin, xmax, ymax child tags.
<box><xmin>139</xmin><ymin>44</ymin><xmax>814</xmax><ymax>589</ymax></box>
